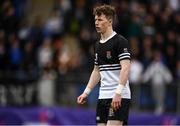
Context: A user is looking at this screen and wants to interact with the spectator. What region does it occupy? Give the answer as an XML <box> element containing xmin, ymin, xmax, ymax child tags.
<box><xmin>8</xmin><ymin>33</ymin><xmax>22</xmax><ymax>70</ymax></box>
<box><xmin>143</xmin><ymin>50</ymin><xmax>173</xmax><ymax>114</ymax></box>
<box><xmin>57</xmin><ymin>34</ymin><xmax>82</xmax><ymax>74</ymax></box>
<box><xmin>177</xmin><ymin>60</ymin><xmax>180</xmax><ymax>80</ymax></box>
<box><xmin>141</xmin><ymin>36</ymin><xmax>153</xmax><ymax>70</ymax></box>
<box><xmin>129</xmin><ymin>57</ymin><xmax>143</xmax><ymax>110</ymax></box>
<box><xmin>0</xmin><ymin>30</ymin><xmax>6</xmax><ymax>70</ymax></box>
<box><xmin>1</xmin><ymin>3</ymin><xmax>19</xmax><ymax>34</ymax></box>
<box><xmin>38</xmin><ymin>38</ymin><xmax>53</xmax><ymax>69</ymax></box>
<box><xmin>44</xmin><ymin>9</ymin><xmax>64</xmax><ymax>37</ymax></box>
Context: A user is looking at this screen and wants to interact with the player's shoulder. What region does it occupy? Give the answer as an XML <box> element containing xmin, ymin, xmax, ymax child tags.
<box><xmin>114</xmin><ymin>34</ymin><xmax>129</xmax><ymax>45</ymax></box>
<box><xmin>116</xmin><ymin>34</ymin><xmax>128</xmax><ymax>42</ymax></box>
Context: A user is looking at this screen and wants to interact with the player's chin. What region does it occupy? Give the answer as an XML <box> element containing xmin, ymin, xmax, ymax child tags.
<box><xmin>96</xmin><ymin>28</ymin><xmax>101</xmax><ymax>32</ymax></box>
<box><xmin>96</xmin><ymin>30</ymin><xmax>101</xmax><ymax>33</ymax></box>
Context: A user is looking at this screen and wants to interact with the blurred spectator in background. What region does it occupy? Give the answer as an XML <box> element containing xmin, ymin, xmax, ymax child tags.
<box><xmin>141</xmin><ymin>36</ymin><xmax>153</xmax><ymax>70</ymax></box>
<box><xmin>1</xmin><ymin>1</ymin><xmax>19</xmax><ymax>35</ymax></box>
<box><xmin>29</xmin><ymin>15</ymin><xmax>44</xmax><ymax>49</ymax></box>
<box><xmin>129</xmin><ymin>57</ymin><xmax>143</xmax><ymax>110</ymax></box>
<box><xmin>38</xmin><ymin>38</ymin><xmax>53</xmax><ymax>70</ymax></box>
<box><xmin>44</xmin><ymin>9</ymin><xmax>64</xmax><ymax>37</ymax></box>
<box><xmin>129</xmin><ymin>36</ymin><xmax>143</xmax><ymax>110</ymax></box>
<box><xmin>57</xmin><ymin>34</ymin><xmax>82</xmax><ymax>74</ymax></box>
<box><xmin>143</xmin><ymin>50</ymin><xmax>173</xmax><ymax>114</ymax></box>
<box><xmin>8</xmin><ymin>33</ymin><xmax>22</xmax><ymax>70</ymax></box>
<box><xmin>177</xmin><ymin>60</ymin><xmax>180</xmax><ymax>80</ymax></box>
<box><xmin>0</xmin><ymin>30</ymin><xmax>6</xmax><ymax>71</ymax></box>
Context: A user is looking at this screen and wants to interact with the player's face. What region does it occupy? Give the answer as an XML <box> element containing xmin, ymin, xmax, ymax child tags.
<box><xmin>95</xmin><ymin>14</ymin><xmax>111</xmax><ymax>34</ymax></box>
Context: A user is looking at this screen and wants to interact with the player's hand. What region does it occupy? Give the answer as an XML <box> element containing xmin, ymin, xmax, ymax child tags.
<box><xmin>77</xmin><ymin>93</ymin><xmax>88</xmax><ymax>104</ymax></box>
<box><xmin>111</xmin><ymin>93</ymin><xmax>122</xmax><ymax>111</ymax></box>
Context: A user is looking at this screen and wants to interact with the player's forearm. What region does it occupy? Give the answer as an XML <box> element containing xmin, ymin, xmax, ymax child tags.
<box><xmin>86</xmin><ymin>68</ymin><xmax>100</xmax><ymax>89</ymax></box>
<box><xmin>119</xmin><ymin>66</ymin><xmax>130</xmax><ymax>85</ymax></box>
<box><xmin>84</xmin><ymin>66</ymin><xmax>100</xmax><ymax>95</ymax></box>
<box><xmin>115</xmin><ymin>60</ymin><xmax>130</xmax><ymax>95</ymax></box>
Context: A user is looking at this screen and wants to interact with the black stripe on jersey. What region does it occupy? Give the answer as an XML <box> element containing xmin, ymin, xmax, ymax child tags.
<box><xmin>99</xmin><ymin>68</ymin><xmax>121</xmax><ymax>71</ymax></box>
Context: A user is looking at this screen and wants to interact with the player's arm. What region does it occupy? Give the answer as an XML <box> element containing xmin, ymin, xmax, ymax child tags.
<box><xmin>111</xmin><ymin>59</ymin><xmax>130</xmax><ymax>110</ymax></box>
<box><xmin>77</xmin><ymin>65</ymin><xmax>100</xmax><ymax>104</ymax></box>
<box><xmin>85</xmin><ymin>65</ymin><xmax>100</xmax><ymax>93</ymax></box>
<box><xmin>118</xmin><ymin>59</ymin><xmax>131</xmax><ymax>87</ymax></box>
<box><xmin>115</xmin><ymin>37</ymin><xmax>131</xmax><ymax>96</ymax></box>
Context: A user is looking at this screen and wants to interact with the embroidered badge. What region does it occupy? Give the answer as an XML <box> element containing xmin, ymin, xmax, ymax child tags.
<box><xmin>106</xmin><ymin>51</ymin><xmax>112</xmax><ymax>59</ymax></box>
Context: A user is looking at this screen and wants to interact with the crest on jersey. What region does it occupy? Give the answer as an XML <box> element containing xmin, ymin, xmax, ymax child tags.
<box><xmin>106</xmin><ymin>51</ymin><xmax>112</xmax><ymax>59</ymax></box>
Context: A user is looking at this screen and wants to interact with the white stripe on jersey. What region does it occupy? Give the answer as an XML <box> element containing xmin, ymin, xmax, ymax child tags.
<box><xmin>119</xmin><ymin>55</ymin><xmax>131</xmax><ymax>60</ymax></box>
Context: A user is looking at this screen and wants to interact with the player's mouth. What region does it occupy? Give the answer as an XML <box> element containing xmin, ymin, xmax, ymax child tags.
<box><xmin>96</xmin><ymin>27</ymin><xmax>101</xmax><ymax>31</ymax></box>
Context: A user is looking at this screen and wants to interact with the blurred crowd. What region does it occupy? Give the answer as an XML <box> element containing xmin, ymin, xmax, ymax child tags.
<box><xmin>0</xmin><ymin>0</ymin><xmax>180</xmax><ymax>113</ymax></box>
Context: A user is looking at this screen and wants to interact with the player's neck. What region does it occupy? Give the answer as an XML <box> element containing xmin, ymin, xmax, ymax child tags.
<box><xmin>101</xmin><ymin>27</ymin><xmax>114</xmax><ymax>41</ymax></box>
<box><xmin>100</xmin><ymin>30</ymin><xmax>116</xmax><ymax>43</ymax></box>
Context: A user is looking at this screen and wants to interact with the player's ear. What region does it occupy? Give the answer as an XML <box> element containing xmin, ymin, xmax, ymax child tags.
<box><xmin>110</xmin><ymin>19</ymin><xmax>112</xmax><ymax>23</ymax></box>
<box><xmin>109</xmin><ymin>18</ymin><xmax>113</xmax><ymax>24</ymax></box>
<box><xmin>108</xmin><ymin>18</ymin><xmax>112</xmax><ymax>24</ymax></box>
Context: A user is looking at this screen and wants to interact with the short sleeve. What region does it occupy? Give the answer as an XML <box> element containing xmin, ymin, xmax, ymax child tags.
<box><xmin>117</xmin><ymin>36</ymin><xmax>131</xmax><ymax>61</ymax></box>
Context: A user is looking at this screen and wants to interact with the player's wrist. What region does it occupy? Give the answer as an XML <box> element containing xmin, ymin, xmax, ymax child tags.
<box><xmin>115</xmin><ymin>84</ymin><xmax>125</xmax><ymax>95</ymax></box>
<box><xmin>83</xmin><ymin>87</ymin><xmax>92</xmax><ymax>96</ymax></box>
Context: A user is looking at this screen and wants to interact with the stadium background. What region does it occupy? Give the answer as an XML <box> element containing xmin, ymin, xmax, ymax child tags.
<box><xmin>0</xmin><ymin>0</ymin><xmax>180</xmax><ymax>125</ymax></box>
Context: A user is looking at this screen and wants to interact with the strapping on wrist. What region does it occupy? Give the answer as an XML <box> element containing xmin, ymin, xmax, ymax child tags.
<box><xmin>115</xmin><ymin>84</ymin><xmax>125</xmax><ymax>95</ymax></box>
<box><xmin>84</xmin><ymin>87</ymin><xmax>92</xmax><ymax>95</ymax></box>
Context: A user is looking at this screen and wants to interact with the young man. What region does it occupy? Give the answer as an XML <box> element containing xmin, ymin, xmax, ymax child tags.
<box><xmin>77</xmin><ymin>4</ymin><xmax>131</xmax><ymax>126</ymax></box>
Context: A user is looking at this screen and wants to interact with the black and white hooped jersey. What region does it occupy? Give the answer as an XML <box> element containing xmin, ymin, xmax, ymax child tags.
<box><xmin>94</xmin><ymin>32</ymin><xmax>131</xmax><ymax>99</ymax></box>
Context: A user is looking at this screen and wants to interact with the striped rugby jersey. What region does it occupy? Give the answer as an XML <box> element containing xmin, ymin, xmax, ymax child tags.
<box><xmin>94</xmin><ymin>32</ymin><xmax>131</xmax><ymax>99</ymax></box>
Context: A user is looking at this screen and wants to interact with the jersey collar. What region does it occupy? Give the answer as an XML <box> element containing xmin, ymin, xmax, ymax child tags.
<box><xmin>100</xmin><ymin>31</ymin><xmax>117</xmax><ymax>43</ymax></box>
